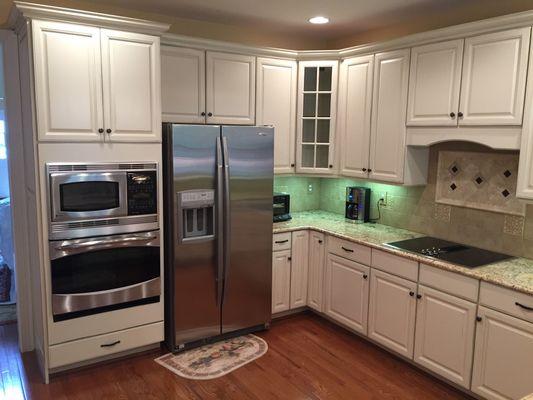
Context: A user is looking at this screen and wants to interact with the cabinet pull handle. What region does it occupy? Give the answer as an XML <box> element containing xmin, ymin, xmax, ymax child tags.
<box><xmin>409</xmin><ymin>291</ymin><xmax>415</xmax><ymax>297</ymax></box>
<box><xmin>368</xmin><ymin>168</ymin><xmax>372</xmax><ymax>172</ymax></box>
<box><xmin>291</xmin><ymin>163</ymin><xmax>295</xmax><ymax>167</ymax></box>
<box><xmin>362</xmin><ymin>168</ymin><xmax>367</xmax><ymax>172</ymax></box>
<box><xmin>100</xmin><ymin>340</ymin><xmax>121</xmax><ymax>348</ymax></box>
<box><xmin>275</xmin><ymin>240</ymin><xmax>289</xmax><ymax>244</ymax></box>
<box><xmin>515</xmin><ymin>302</ymin><xmax>533</xmax><ymax>311</ymax></box>
<box><xmin>476</xmin><ymin>316</ymin><xmax>482</xmax><ymax>322</ymax></box>
<box><xmin>106</xmin><ymin>128</ymin><xmax>112</xmax><ymax>134</ymax></box>
<box><xmin>208</xmin><ymin>112</ymin><xmax>213</xmax><ymax>117</ymax></box>
<box><xmin>449</xmin><ymin>112</ymin><xmax>456</xmax><ymax>118</ymax></box>
<box><xmin>98</xmin><ymin>128</ymin><xmax>104</xmax><ymax>133</ymax></box>
<box><xmin>318</xmin><ymin>240</ymin><xmax>323</xmax><ymax>244</ymax></box>
<box><xmin>416</xmin><ymin>294</ymin><xmax>422</xmax><ymax>299</ymax></box>
<box><xmin>201</xmin><ymin>112</ymin><xmax>206</xmax><ymax>116</ymax></box>
<box><xmin>363</xmin><ymin>274</ymin><xmax>368</xmax><ymax>280</ymax></box>
<box><xmin>329</xmin><ymin>164</ymin><xmax>333</xmax><ymax>168</ymax></box>
<box><xmin>287</xmin><ymin>256</ymin><xmax>292</xmax><ymax>261</ymax></box>
<box><xmin>458</xmin><ymin>111</ymin><xmax>463</xmax><ymax>118</ymax></box>
<box><xmin>341</xmin><ymin>246</ymin><xmax>354</xmax><ymax>253</ymax></box>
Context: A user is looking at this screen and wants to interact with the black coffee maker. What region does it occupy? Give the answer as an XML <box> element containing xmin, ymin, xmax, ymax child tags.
<box><xmin>345</xmin><ymin>187</ymin><xmax>371</xmax><ymax>222</ymax></box>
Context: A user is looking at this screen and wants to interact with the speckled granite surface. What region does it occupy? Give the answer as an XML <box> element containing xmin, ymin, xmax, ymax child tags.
<box><xmin>274</xmin><ymin>211</ymin><xmax>533</xmax><ymax>296</ymax></box>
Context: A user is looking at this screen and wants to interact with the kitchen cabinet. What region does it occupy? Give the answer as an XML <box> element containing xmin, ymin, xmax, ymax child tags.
<box><xmin>338</xmin><ymin>55</ymin><xmax>374</xmax><ymax>178</ymax></box>
<box><xmin>471</xmin><ymin>306</ymin><xmax>533</xmax><ymax>400</ymax></box>
<box><xmin>272</xmin><ymin>249</ymin><xmax>291</xmax><ymax>314</ymax></box>
<box><xmin>256</xmin><ymin>58</ymin><xmax>297</xmax><ymax>174</ymax></box>
<box><xmin>406</xmin><ymin>40</ymin><xmax>463</xmax><ymax>126</ymax></box>
<box><xmin>206</xmin><ymin>51</ymin><xmax>255</xmax><ymax>125</ymax></box>
<box><xmin>368</xmin><ymin>268</ymin><xmax>417</xmax><ymax>358</ymax></box>
<box><xmin>307</xmin><ymin>231</ymin><xmax>325</xmax><ymax>312</ymax></box>
<box><xmin>324</xmin><ymin>253</ymin><xmax>369</xmax><ymax>334</ymax></box>
<box><xmin>414</xmin><ymin>285</ymin><xmax>477</xmax><ymax>388</ymax></box>
<box><xmin>296</xmin><ymin>60</ymin><xmax>338</xmax><ymax>174</ymax></box>
<box><xmin>32</xmin><ymin>20</ymin><xmax>161</xmax><ymax>142</ymax></box>
<box><xmin>161</xmin><ymin>47</ymin><xmax>205</xmax><ymax>123</ymax></box>
<box><xmin>290</xmin><ymin>231</ymin><xmax>309</xmax><ymax>309</ymax></box>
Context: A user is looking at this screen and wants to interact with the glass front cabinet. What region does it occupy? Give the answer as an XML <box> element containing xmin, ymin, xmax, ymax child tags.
<box><xmin>296</xmin><ymin>60</ymin><xmax>339</xmax><ymax>174</ymax></box>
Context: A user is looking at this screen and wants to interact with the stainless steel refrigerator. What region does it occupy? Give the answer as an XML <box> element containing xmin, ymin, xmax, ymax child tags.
<box><xmin>162</xmin><ymin>124</ymin><xmax>274</xmax><ymax>351</ymax></box>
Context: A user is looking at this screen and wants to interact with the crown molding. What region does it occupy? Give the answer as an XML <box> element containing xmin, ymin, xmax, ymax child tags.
<box><xmin>9</xmin><ymin>1</ymin><xmax>170</xmax><ymax>36</ymax></box>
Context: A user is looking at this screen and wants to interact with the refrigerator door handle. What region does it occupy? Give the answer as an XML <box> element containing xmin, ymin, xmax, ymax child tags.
<box><xmin>216</xmin><ymin>136</ymin><xmax>224</xmax><ymax>307</ymax></box>
<box><xmin>222</xmin><ymin>136</ymin><xmax>231</xmax><ymax>304</ymax></box>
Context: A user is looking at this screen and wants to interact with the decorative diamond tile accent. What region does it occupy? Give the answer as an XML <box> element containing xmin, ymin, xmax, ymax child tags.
<box><xmin>450</xmin><ymin>183</ymin><xmax>457</xmax><ymax>191</ymax></box>
<box><xmin>502</xmin><ymin>189</ymin><xmax>510</xmax><ymax>198</ymax></box>
<box><xmin>434</xmin><ymin>203</ymin><xmax>451</xmax><ymax>223</ymax></box>
<box><xmin>474</xmin><ymin>175</ymin><xmax>485</xmax><ymax>186</ymax></box>
<box><xmin>448</xmin><ymin>162</ymin><xmax>460</xmax><ymax>176</ymax></box>
<box><xmin>503</xmin><ymin>215</ymin><xmax>524</xmax><ymax>236</ymax></box>
<box><xmin>503</xmin><ymin>170</ymin><xmax>512</xmax><ymax>178</ymax></box>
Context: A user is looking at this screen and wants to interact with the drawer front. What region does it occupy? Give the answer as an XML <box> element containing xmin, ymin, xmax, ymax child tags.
<box><xmin>419</xmin><ymin>263</ymin><xmax>479</xmax><ymax>302</ymax></box>
<box><xmin>49</xmin><ymin>322</ymin><xmax>163</xmax><ymax>369</ymax></box>
<box><xmin>479</xmin><ymin>282</ymin><xmax>533</xmax><ymax>323</ymax></box>
<box><xmin>327</xmin><ymin>236</ymin><xmax>371</xmax><ymax>265</ymax></box>
<box><xmin>371</xmin><ymin>249</ymin><xmax>418</xmax><ymax>281</ymax></box>
<box><xmin>273</xmin><ymin>232</ymin><xmax>292</xmax><ymax>251</ymax></box>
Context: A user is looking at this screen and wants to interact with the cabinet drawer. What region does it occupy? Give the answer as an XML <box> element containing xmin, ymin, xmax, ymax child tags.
<box><xmin>479</xmin><ymin>282</ymin><xmax>533</xmax><ymax>323</ymax></box>
<box><xmin>371</xmin><ymin>249</ymin><xmax>418</xmax><ymax>281</ymax></box>
<box><xmin>419</xmin><ymin>264</ymin><xmax>479</xmax><ymax>302</ymax></box>
<box><xmin>49</xmin><ymin>322</ymin><xmax>163</xmax><ymax>369</ymax></box>
<box><xmin>273</xmin><ymin>233</ymin><xmax>292</xmax><ymax>251</ymax></box>
<box><xmin>327</xmin><ymin>236</ymin><xmax>371</xmax><ymax>265</ymax></box>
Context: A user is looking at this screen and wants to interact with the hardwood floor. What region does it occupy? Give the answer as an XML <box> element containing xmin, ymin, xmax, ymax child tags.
<box><xmin>1</xmin><ymin>313</ymin><xmax>473</xmax><ymax>400</ymax></box>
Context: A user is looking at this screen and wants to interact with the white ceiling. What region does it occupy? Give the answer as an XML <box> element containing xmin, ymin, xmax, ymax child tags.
<box><xmin>90</xmin><ymin>0</ymin><xmax>473</xmax><ymax>41</ymax></box>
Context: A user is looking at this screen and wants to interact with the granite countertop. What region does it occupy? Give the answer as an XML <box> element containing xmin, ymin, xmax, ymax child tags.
<box><xmin>273</xmin><ymin>211</ymin><xmax>533</xmax><ymax>296</ymax></box>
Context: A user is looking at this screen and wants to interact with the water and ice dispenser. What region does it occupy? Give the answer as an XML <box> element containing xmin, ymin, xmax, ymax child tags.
<box><xmin>177</xmin><ymin>189</ymin><xmax>215</xmax><ymax>242</ymax></box>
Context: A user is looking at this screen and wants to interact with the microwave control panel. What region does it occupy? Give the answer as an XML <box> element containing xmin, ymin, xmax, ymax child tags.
<box><xmin>127</xmin><ymin>171</ymin><xmax>157</xmax><ymax>215</ymax></box>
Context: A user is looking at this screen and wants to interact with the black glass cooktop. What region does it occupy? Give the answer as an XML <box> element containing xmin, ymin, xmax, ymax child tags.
<box><xmin>386</xmin><ymin>236</ymin><xmax>512</xmax><ymax>268</ymax></box>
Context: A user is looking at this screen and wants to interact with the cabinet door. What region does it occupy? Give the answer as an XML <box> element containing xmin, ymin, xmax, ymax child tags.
<box><xmin>296</xmin><ymin>61</ymin><xmax>338</xmax><ymax>174</ymax></box>
<box><xmin>369</xmin><ymin>49</ymin><xmax>410</xmax><ymax>183</ymax></box>
<box><xmin>307</xmin><ymin>231</ymin><xmax>325</xmax><ymax>312</ymax></box>
<box><xmin>407</xmin><ymin>40</ymin><xmax>463</xmax><ymax>126</ymax></box>
<box><xmin>256</xmin><ymin>58</ymin><xmax>297</xmax><ymax>174</ymax></box>
<box><xmin>161</xmin><ymin>46</ymin><xmax>205</xmax><ymax>124</ymax></box>
<box><xmin>32</xmin><ymin>20</ymin><xmax>103</xmax><ymax>142</ymax></box>
<box><xmin>206</xmin><ymin>52</ymin><xmax>255</xmax><ymax>125</ymax></box>
<box><xmin>290</xmin><ymin>231</ymin><xmax>309</xmax><ymax>309</ymax></box>
<box><xmin>414</xmin><ymin>285</ymin><xmax>476</xmax><ymax>388</ymax></box>
<box><xmin>101</xmin><ymin>29</ymin><xmax>161</xmax><ymax>142</ymax></box>
<box><xmin>272</xmin><ymin>250</ymin><xmax>291</xmax><ymax>314</ymax></box>
<box><xmin>338</xmin><ymin>55</ymin><xmax>373</xmax><ymax>178</ymax></box>
<box><xmin>459</xmin><ymin>27</ymin><xmax>531</xmax><ymax>126</ymax></box>
<box><xmin>368</xmin><ymin>268</ymin><xmax>417</xmax><ymax>358</ymax></box>
<box><xmin>324</xmin><ymin>253</ymin><xmax>369</xmax><ymax>334</ymax></box>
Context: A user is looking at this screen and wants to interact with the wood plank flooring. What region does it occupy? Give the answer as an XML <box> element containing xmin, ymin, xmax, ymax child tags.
<box><xmin>1</xmin><ymin>313</ymin><xmax>473</xmax><ymax>400</ymax></box>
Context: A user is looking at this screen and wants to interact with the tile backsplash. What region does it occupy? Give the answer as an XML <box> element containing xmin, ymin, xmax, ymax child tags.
<box><xmin>275</xmin><ymin>142</ymin><xmax>533</xmax><ymax>258</ymax></box>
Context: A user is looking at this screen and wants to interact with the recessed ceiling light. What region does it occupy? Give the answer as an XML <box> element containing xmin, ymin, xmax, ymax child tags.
<box><xmin>309</xmin><ymin>16</ymin><xmax>329</xmax><ymax>24</ymax></box>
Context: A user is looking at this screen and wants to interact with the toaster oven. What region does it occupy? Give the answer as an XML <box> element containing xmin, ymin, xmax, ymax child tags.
<box><xmin>273</xmin><ymin>193</ymin><xmax>291</xmax><ymax>222</ymax></box>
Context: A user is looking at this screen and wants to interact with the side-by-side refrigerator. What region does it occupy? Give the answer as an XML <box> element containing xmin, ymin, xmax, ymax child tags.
<box><xmin>163</xmin><ymin>124</ymin><xmax>274</xmax><ymax>351</ymax></box>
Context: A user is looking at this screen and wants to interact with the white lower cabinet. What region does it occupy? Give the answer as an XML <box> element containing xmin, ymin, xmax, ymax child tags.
<box><xmin>471</xmin><ymin>306</ymin><xmax>533</xmax><ymax>400</ymax></box>
<box><xmin>272</xmin><ymin>249</ymin><xmax>291</xmax><ymax>314</ymax></box>
<box><xmin>307</xmin><ymin>231</ymin><xmax>325</xmax><ymax>312</ymax></box>
<box><xmin>290</xmin><ymin>231</ymin><xmax>309</xmax><ymax>309</ymax></box>
<box><xmin>324</xmin><ymin>253</ymin><xmax>369</xmax><ymax>334</ymax></box>
<box><xmin>413</xmin><ymin>285</ymin><xmax>477</xmax><ymax>388</ymax></box>
<box><xmin>368</xmin><ymin>268</ymin><xmax>417</xmax><ymax>358</ymax></box>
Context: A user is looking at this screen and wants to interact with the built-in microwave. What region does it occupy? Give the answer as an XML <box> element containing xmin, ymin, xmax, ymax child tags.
<box><xmin>47</xmin><ymin>163</ymin><xmax>158</xmax><ymax>240</ymax></box>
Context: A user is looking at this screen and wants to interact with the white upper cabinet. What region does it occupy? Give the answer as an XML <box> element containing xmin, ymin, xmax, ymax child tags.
<box><xmin>101</xmin><ymin>29</ymin><xmax>161</xmax><ymax>142</ymax></box>
<box><xmin>32</xmin><ymin>20</ymin><xmax>103</xmax><ymax>142</ymax></box>
<box><xmin>407</xmin><ymin>40</ymin><xmax>463</xmax><ymax>126</ymax></box>
<box><xmin>296</xmin><ymin>60</ymin><xmax>338</xmax><ymax>174</ymax></box>
<box><xmin>369</xmin><ymin>49</ymin><xmax>410</xmax><ymax>183</ymax></box>
<box><xmin>338</xmin><ymin>55</ymin><xmax>374</xmax><ymax>178</ymax></box>
<box><xmin>459</xmin><ymin>27</ymin><xmax>531</xmax><ymax>126</ymax></box>
<box><xmin>161</xmin><ymin>47</ymin><xmax>205</xmax><ymax>124</ymax></box>
<box><xmin>206</xmin><ymin>52</ymin><xmax>255</xmax><ymax>125</ymax></box>
<box><xmin>256</xmin><ymin>58</ymin><xmax>297</xmax><ymax>173</ymax></box>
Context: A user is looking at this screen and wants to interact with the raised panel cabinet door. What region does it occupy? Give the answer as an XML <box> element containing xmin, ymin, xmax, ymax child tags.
<box><xmin>307</xmin><ymin>231</ymin><xmax>325</xmax><ymax>312</ymax></box>
<box><xmin>407</xmin><ymin>39</ymin><xmax>464</xmax><ymax>126</ymax></box>
<box><xmin>413</xmin><ymin>285</ymin><xmax>477</xmax><ymax>389</ymax></box>
<box><xmin>161</xmin><ymin>46</ymin><xmax>205</xmax><ymax>123</ymax></box>
<box><xmin>368</xmin><ymin>268</ymin><xmax>417</xmax><ymax>358</ymax></box>
<box><xmin>472</xmin><ymin>306</ymin><xmax>533</xmax><ymax>400</ymax></box>
<box><xmin>101</xmin><ymin>29</ymin><xmax>161</xmax><ymax>142</ymax></box>
<box><xmin>206</xmin><ymin>52</ymin><xmax>255</xmax><ymax>125</ymax></box>
<box><xmin>32</xmin><ymin>20</ymin><xmax>103</xmax><ymax>142</ymax></box>
<box><xmin>256</xmin><ymin>58</ymin><xmax>297</xmax><ymax>173</ymax></box>
<box><xmin>290</xmin><ymin>231</ymin><xmax>309</xmax><ymax>309</ymax></box>
<box><xmin>369</xmin><ymin>49</ymin><xmax>410</xmax><ymax>183</ymax></box>
<box><xmin>459</xmin><ymin>27</ymin><xmax>531</xmax><ymax>126</ymax></box>
<box><xmin>338</xmin><ymin>55</ymin><xmax>373</xmax><ymax>178</ymax></box>
<box><xmin>324</xmin><ymin>253</ymin><xmax>370</xmax><ymax>334</ymax></box>
<box><xmin>272</xmin><ymin>250</ymin><xmax>291</xmax><ymax>314</ymax></box>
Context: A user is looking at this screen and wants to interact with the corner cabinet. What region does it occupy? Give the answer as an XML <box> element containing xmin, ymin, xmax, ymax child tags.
<box><xmin>296</xmin><ymin>60</ymin><xmax>338</xmax><ymax>174</ymax></box>
<box><xmin>32</xmin><ymin>20</ymin><xmax>161</xmax><ymax>142</ymax></box>
<box><xmin>307</xmin><ymin>231</ymin><xmax>325</xmax><ymax>312</ymax></box>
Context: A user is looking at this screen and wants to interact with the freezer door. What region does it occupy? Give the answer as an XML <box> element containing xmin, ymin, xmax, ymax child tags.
<box><xmin>221</xmin><ymin>126</ymin><xmax>273</xmax><ymax>334</ymax></box>
<box><xmin>164</xmin><ymin>124</ymin><xmax>223</xmax><ymax>348</ymax></box>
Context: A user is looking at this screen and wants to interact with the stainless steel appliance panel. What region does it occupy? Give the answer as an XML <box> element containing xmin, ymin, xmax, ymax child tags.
<box><xmin>220</xmin><ymin>126</ymin><xmax>273</xmax><ymax>334</ymax></box>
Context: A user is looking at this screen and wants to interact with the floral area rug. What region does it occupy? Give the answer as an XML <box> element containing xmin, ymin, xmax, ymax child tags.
<box><xmin>155</xmin><ymin>334</ymin><xmax>268</xmax><ymax>380</ymax></box>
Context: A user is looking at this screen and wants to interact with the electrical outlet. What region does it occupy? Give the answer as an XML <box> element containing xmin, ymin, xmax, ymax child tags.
<box><xmin>379</xmin><ymin>192</ymin><xmax>389</xmax><ymax>207</ymax></box>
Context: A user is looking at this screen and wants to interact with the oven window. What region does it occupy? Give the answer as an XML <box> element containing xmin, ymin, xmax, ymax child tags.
<box><xmin>60</xmin><ymin>181</ymin><xmax>120</xmax><ymax>212</ymax></box>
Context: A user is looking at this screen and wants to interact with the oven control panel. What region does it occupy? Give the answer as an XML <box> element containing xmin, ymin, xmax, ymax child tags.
<box><xmin>127</xmin><ymin>171</ymin><xmax>157</xmax><ymax>215</ymax></box>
